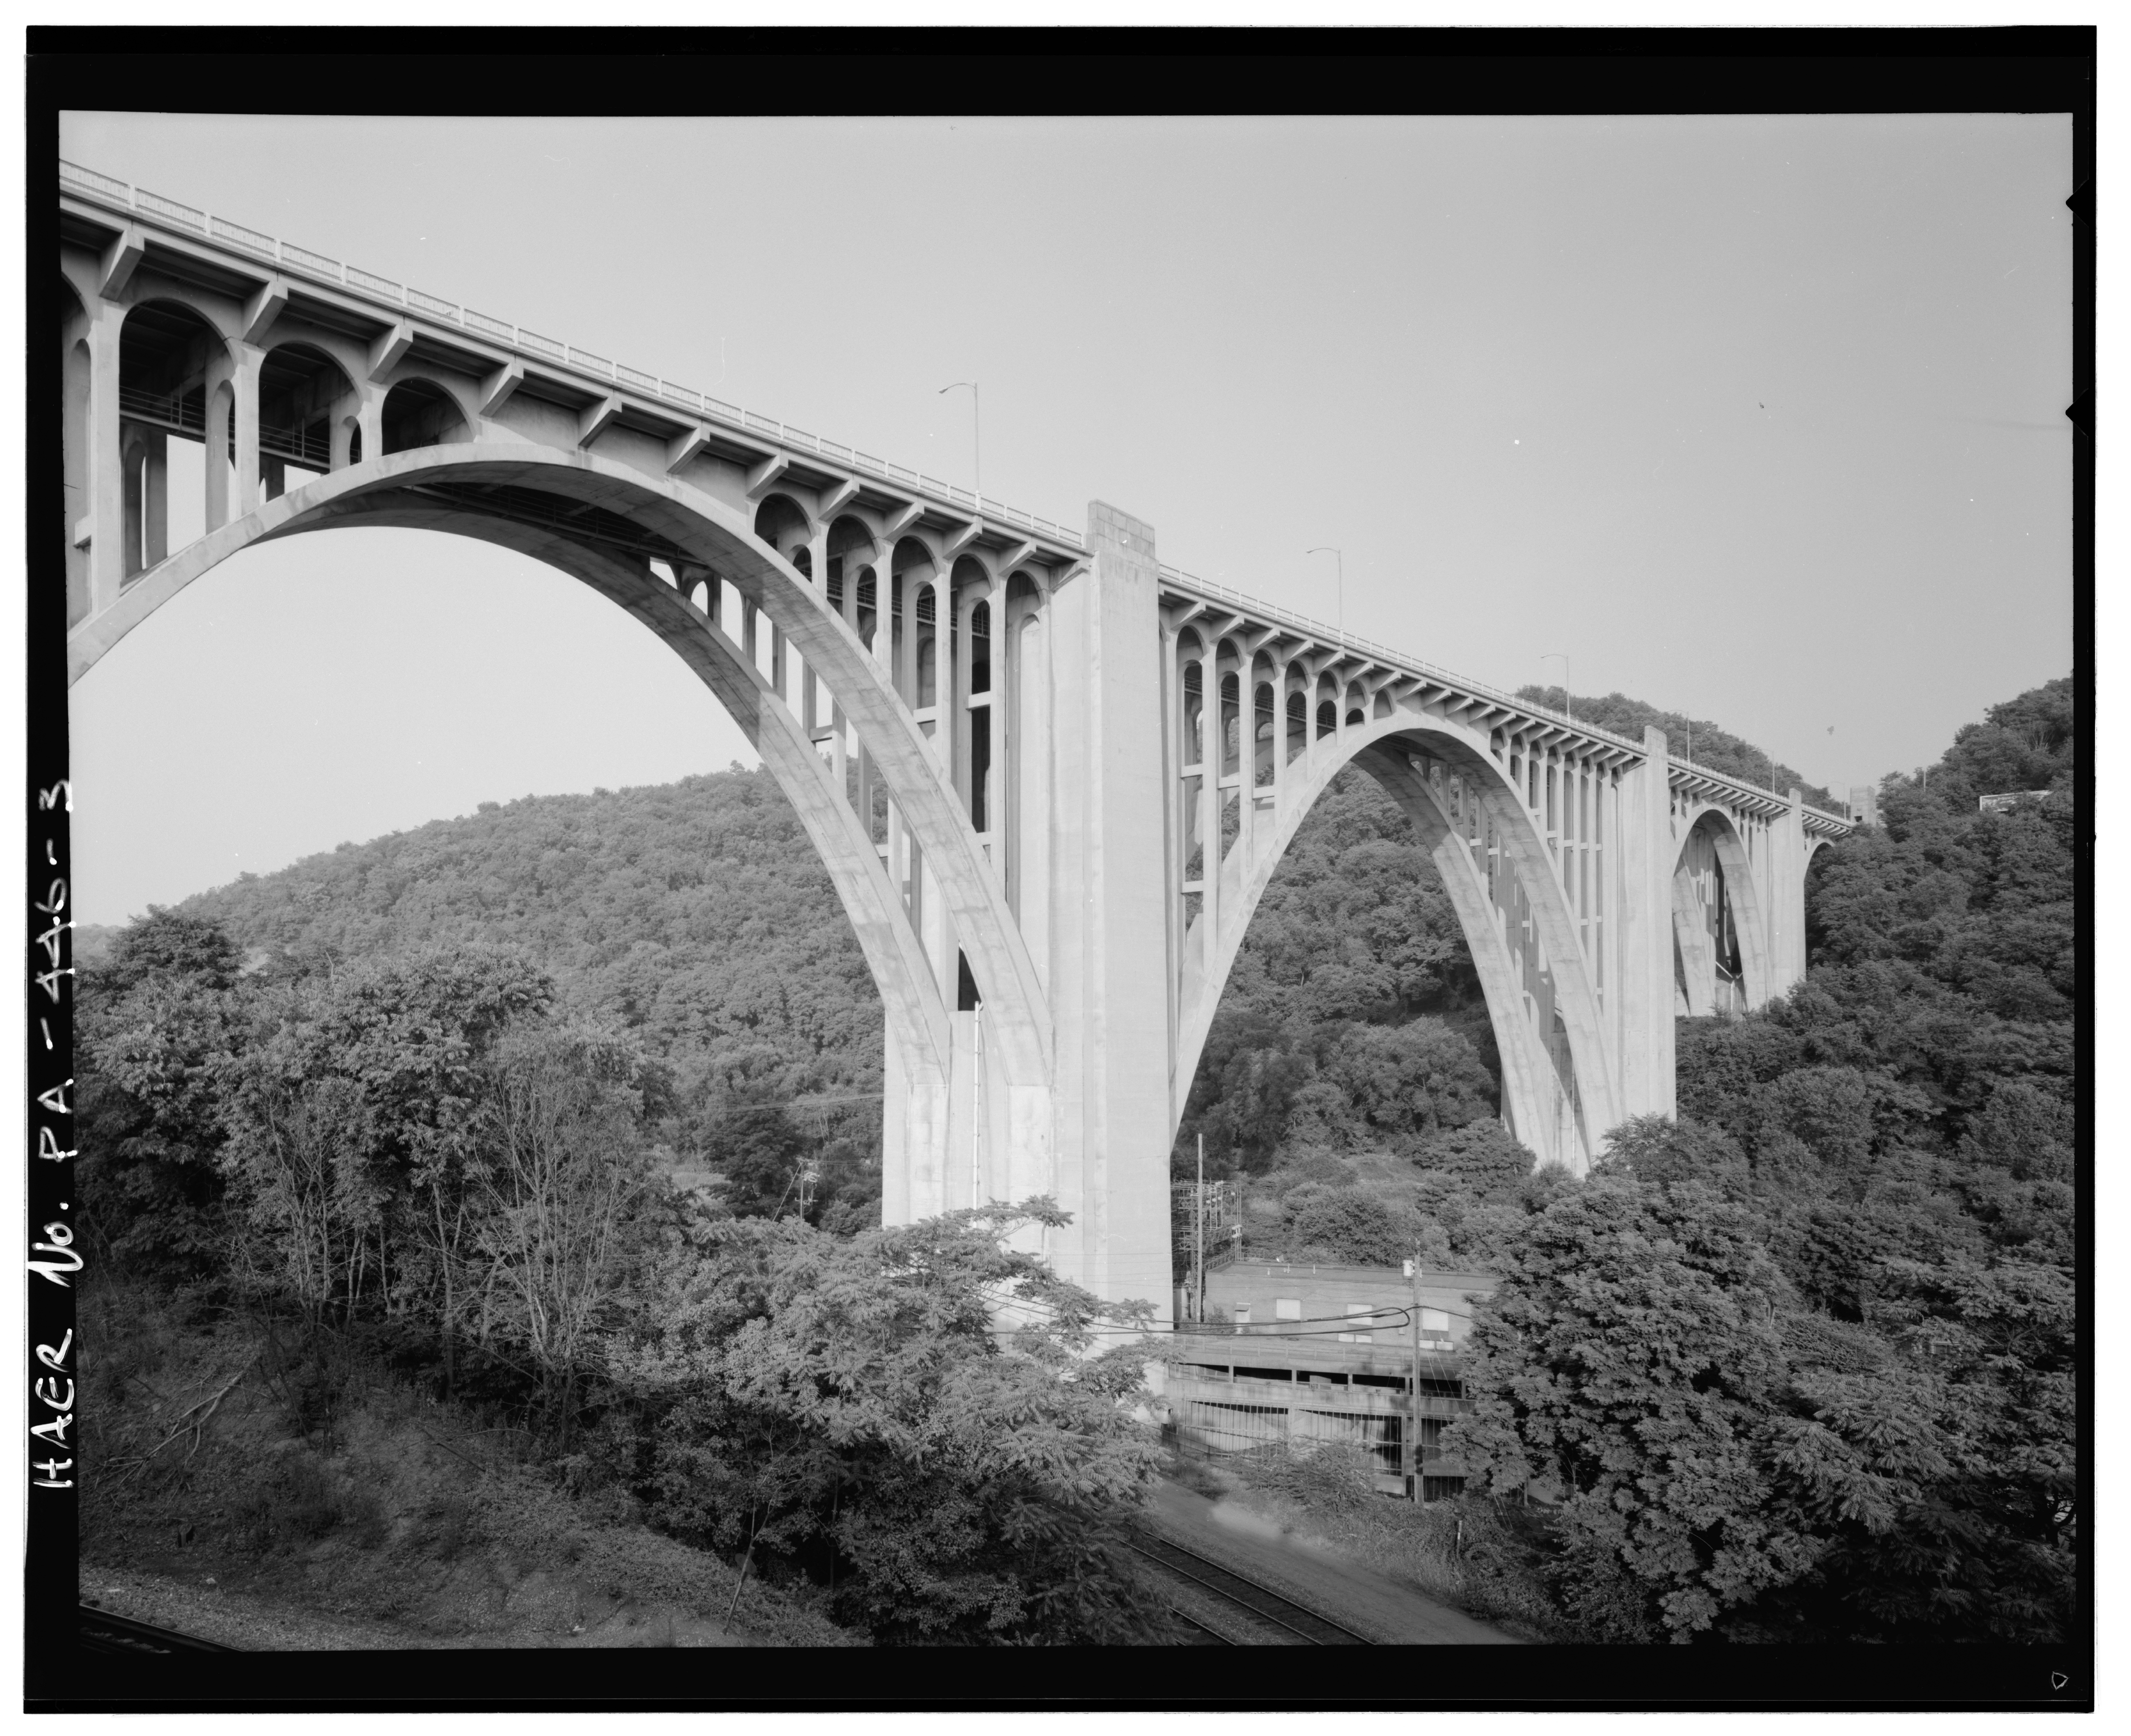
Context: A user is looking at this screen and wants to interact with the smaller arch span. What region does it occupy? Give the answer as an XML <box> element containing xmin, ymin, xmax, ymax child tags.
<box><xmin>753</xmin><ymin>491</ymin><xmax>811</xmax><ymax>559</ymax></box>
<box><xmin>381</xmin><ymin>376</ymin><xmax>472</xmax><ymax>455</ymax></box>
<box><xmin>1671</xmin><ymin>803</ymin><xmax>1773</xmax><ymax>1015</ymax></box>
<box><xmin>259</xmin><ymin>341</ymin><xmax>358</xmax><ymax>481</ymax></box>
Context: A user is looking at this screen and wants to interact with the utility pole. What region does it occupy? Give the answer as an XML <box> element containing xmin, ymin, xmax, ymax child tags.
<box><xmin>1305</xmin><ymin>547</ymin><xmax>1344</xmax><ymax>650</ymax></box>
<box><xmin>1543</xmin><ymin>652</ymin><xmax>1571</xmax><ymax>725</ymax></box>
<box><xmin>1406</xmin><ymin>1253</ymin><xmax>1424</xmax><ymax>1504</ymax></box>
<box><xmin>938</xmin><ymin>380</ymin><xmax>979</xmax><ymax>499</ymax></box>
<box><xmin>1195</xmin><ymin>1134</ymin><xmax>1207</xmax><ymax>1326</ymax></box>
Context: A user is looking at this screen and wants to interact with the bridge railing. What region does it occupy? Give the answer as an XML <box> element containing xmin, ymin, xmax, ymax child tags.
<box><xmin>1157</xmin><ymin>563</ymin><xmax>1851</xmax><ymax>827</ymax></box>
<box><xmin>61</xmin><ymin>159</ymin><xmax>1093</xmax><ymax>555</ymax></box>
<box><xmin>1667</xmin><ymin>751</ymin><xmax>1853</xmax><ymax>831</ymax></box>
<box><xmin>1154</xmin><ymin>562</ymin><xmax>1649</xmax><ymax>755</ymax></box>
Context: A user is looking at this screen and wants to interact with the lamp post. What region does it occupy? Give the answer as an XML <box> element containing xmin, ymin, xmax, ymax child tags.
<box><xmin>1305</xmin><ymin>546</ymin><xmax>1344</xmax><ymax>649</ymax></box>
<box><xmin>938</xmin><ymin>380</ymin><xmax>979</xmax><ymax>499</ymax></box>
<box><xmin>1542</xmin><ymin>652</ymin><xmax>1571</xmax><ymax>725</ymax></box>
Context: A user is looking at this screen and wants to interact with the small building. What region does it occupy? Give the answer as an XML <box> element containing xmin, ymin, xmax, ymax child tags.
<box><xmin>1155</xmin><ymin>1261</ymin><xmax>1497</xmax><ymax>1501</ymax></box>
<box><xmin>1847</xmin><ymin>784</ymin><xmax>1880</xmax><ymax>829</ymax></box>
<box><xmin>1977</xmin><ymin>789</ymin><xmax>2053</xmax><ymax>814</ymax></box>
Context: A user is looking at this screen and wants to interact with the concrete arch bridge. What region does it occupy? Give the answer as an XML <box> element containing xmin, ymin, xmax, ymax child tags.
<box><xmin>56</xmin><ymin>162</ymin><xmax>1852</xmax><ymax>1320</ymax></box>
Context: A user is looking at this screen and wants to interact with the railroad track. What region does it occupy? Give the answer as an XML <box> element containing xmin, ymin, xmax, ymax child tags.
<box><xmin>1130</xmin><ymin>1532</ymin><xmax>1371</xmax><ymax>1646</ymax></box>
<box><xmin>78</xmin><ymin>1603</ymin><xmax>237</xmax><ymax>1655</ymax></box>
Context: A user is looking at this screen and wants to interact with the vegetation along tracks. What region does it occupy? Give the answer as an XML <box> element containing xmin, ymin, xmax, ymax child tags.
<box><xmin>1130</xmin><ymin>1533</ymin><xmax>1371</xmax><ymax>1645</ymax></box>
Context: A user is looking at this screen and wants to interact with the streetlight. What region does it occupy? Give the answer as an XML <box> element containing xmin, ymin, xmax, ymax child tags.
<box><xmin>1542</xmin><ymin>652</ymin><xmax>1571</xmax><ymax>725</ymax></box>
<box><xmin>1305</xmin><ymin>546</ymin><xmax>1344</xmax><ymax>648</ymax></box>
<box><xmin>938</xmin><ymin>381</ymin><xmax>979</xmax><ymax>498</ymax></box>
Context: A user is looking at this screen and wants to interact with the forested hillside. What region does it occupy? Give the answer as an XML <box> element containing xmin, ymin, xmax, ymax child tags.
<box><xmin>1438</xmin><ymin>676</ymin><xmax>2078</xmax><ymax>1641</ymax></box>
<box><xmin>179</xmin><ymin>769</ymin><xmax>884</xmax><ymax>1175</ymax></box>
<box><xmin>74</xmin><ymin>676</ymin><xmax>2077</xmax><ymax>1646</ymax></box>
<box><xmin>1158</xmin><ymin>679</ymin><xmax>2079</xmax><ymax>1643</ymax></box>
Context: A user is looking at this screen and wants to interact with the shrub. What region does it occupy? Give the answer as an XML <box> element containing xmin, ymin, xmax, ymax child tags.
<box><xmin>1751</xmin><ymin>1064</ymin><xmax>1934</xmax><ymax>1176</ymax></box>
<box><xmin>1320</xmin><ymin>1018</ymin><xmax>1499</xmax><ymax>1144</ymax></box>
<box><xmin>1595</xmin><ymin>1114</ymin><xmax>1752</xmax><ymax>1196</ymax></box>
<box><xmin>1238</xmin><ymin>1439</ymin><xmax>1378</xmax><ymax>1515</ymax></box>
<box><xmin>1960</xmin><ymin>1077</ymin><xmax>2073</xmax><ymax>1182</ymax></box>
<box><xmin>1409</xmin><ymin>1121</ymin><xmax>1537</xmax><ymax>1200</ymax></box>
<box><xmin>608</xmin><ymin>1200</ymin><xmax>1184</xmax><ymax>1645</ymax></box>
<box><xmin>1285</xmin><ymin>1184</ymin><xmax>1441</xmax><ymax>1266</ymax></box>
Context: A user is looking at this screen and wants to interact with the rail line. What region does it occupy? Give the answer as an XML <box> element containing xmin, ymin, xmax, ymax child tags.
<box><xmin>78</xmin><ymin>1603</ymin><xmax>237</xmax><ymax>1655</ymax></box>
<box><xmin>1131</xmin><ymin>1533</ymin><xmax>1372</xmax><ymax>1646</ymax></box>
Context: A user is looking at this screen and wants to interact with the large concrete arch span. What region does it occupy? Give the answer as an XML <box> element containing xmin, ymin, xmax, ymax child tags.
<box><xmin>55</xmin><ymin>160</ymin><xmax>1854</xmax><ymax>1317</ymax></box>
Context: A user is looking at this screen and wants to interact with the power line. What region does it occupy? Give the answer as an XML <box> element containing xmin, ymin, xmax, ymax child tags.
<box><xmin>978</xmin><ymin>1281</ymin><xmax>1478</xmax><ymax>1337</ymax></box>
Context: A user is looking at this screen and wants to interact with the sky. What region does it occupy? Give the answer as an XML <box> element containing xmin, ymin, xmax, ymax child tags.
<box><xmin>61</xmin><ymin>113</ymin><xmax>2074</xmax><ymax>926</ymax></box>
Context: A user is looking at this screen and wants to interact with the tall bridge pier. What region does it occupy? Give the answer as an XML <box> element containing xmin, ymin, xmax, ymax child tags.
<box><xmin>56</xmin><ymin>162</ymin><xmax>1851</xmax><ymax>1322</ymax></box>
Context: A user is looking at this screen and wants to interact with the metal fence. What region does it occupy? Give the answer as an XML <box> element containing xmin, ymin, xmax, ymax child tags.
<box><xmin>1165</xmin><ymin>1364</ymin><xmax>1472</xmax><ymax>1496</ymax></box>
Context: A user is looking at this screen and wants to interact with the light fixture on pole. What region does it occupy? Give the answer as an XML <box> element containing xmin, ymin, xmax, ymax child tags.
<box><xmin>1542</xmin><ymin>652</ymin><xmax>1571</xmax><ymax>725</ymax></box>
<box><xmin>938</xmin><ymin>380</ymin><xmax>979</xmax><ymax>500</ymax></box>
<box><xmin>1305</xmin><ymin>546</ymin><xmax>1344</xmax><ymax>650</ymax></box>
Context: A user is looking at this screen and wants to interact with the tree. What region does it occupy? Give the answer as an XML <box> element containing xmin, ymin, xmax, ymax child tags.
<box><xmin>607</xmin><ymin>1199</ymin><xmax>1181</xmax><ymax>1644</ymax></box>
<box><xmin>217</xmin><ymin>1068</ymin><xmax>378</xmax><ymax>1323</ymax></box>
<box><xmin>1594</xmin><ymin>1114</ymin><xmax>1753</xmax><ymax>1198</ymax></box>
<box><xmin>1751</xmin><ymin>1253</ymin><xmax>2076</xmax><ymax>1642</ymax></box>
<box><xmin>466</xmin><ymin>1022</ymin><xmax>661</xmax><ymax>1431</ymax></box>
<box><xmin>1958</xmin><ymin>1076</ymin><xmax>2073</xmax><ymax>1182</ymax></box>
<box><xmin>1409</xmin><ymin>1120</ymin><xmax>1537</xmax><ymax>1200</ymax></box>
<box><xmin>1446</xmin><ymin>1173</ymin><xmax>1814</xmax><ymax>1640</ymax></box>
<box><xmin>327</xmin><ymin>947</ymin><xmax>552</xmax><ymax>1384</ymax></box>
<box><xmin>1284</xmin><ymin>1183</ymin><xmax>1448</xmax><ymax>1268</ymax></box>
<box><xmin>212</xmin><ymin>942</ymin><xmax>560</xmax><ymax>1389</ymax></box>
<box><xmin>1321</xmin><ymin>1017</ymin><xmax>1499</xmax><ymax>1146</ymax></box>
<box><xmin>807</xmin><ymin>1129</ymin><xmax>882</xmax><ymax>1233</ymax></box>
<box><xmin>97</xmin><ymin>907</ymin><xmax>245</xmax><ymax>995</ymax></box>
<box><xmin>75</xmin><ymin>913</ymin><xmax>253</xmax><ymax>1278</ymax></box>
<box><xmin>1184</xmin><ymin>1008</ymin><xmax>1314</xmax><ymax>1173</ymax></box>
<box><xmin>716</xmin><ymin>1106</ymin><xmax>814</xmax><ymax>1219</ymax></box>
